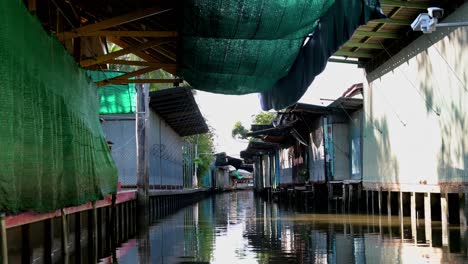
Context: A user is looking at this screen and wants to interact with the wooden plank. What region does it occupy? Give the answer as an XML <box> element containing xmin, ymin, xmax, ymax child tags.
<box><xmin>354</xmin><ymin>31</ymin><xmax>400</xmax><ymax>39</ymax></box>
<box><xmin>380</xmin><ymin>0</ymin><xmax>430</xmax><ymax>9</ymax></box>
<box><xmin>58</xmin><ymin>8</ymin><xmax>172</xmax><ymax>39</ymax></box>
<box><xmin>101</xmin><ymin>78</ymin><xmax>183</xmax><ymax>85</ymax></box>
<box><xmin>59</xmin><ymin>30</ymin><xmax>178</xmax><ymax>39</ymax></box>
<box><xmin>149</xmin><ymin>45</ymin><xmax>177</xmax><ymax>62</ymax></box>
<box><xmin>334</xmin><ymin>51</ymin><xmax>374</xmax><ymax>58</ymax></box>
<box><xmin>370</xmin><ymin>18</ymin><xmax>412</xmax><ymax>25</ymax></box>
<box><xmin>80</xmin><ymin>40</ymin><xmax>163</xmax><ymax>67</ymax></box>
<box><xmin>106</xmin><ymin>59</ymin><xmax>176</xmax><ymax>69</ymax></box>
<box><xmin>96</xmin><ymin>67</ymin><xmax>158</xmax><ymax>86</ymax></box>
<box><xmin>343</xmin><ymin>42</ymin><xmax>382</xmax><ymax>49</ymax></box>
<box><xmin>328</xmin><ymin>58</ymin><xmax>361</xmax><ymax>65</ymax></box>
<box><xmin>107</xmin><ymin>37</ymin><xmax>178</xmax><ymax>75</ymax></box>
<box><xmin>27</xmin><ymin>0</ymin><xmax>36</xmax><ymax>11</ymax></box>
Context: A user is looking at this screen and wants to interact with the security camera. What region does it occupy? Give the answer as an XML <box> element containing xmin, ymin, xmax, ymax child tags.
<box><xmin>428</xmin><ymin>7</ymin><xmax>444</xmax><ymax>19</ymax></box>
<box><xmin>411</xmin><ymin>13</ymin><xmax>436</xmax><ymax>33</ymax></box>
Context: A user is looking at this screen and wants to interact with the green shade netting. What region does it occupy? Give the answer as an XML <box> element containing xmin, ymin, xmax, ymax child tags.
<box><xmin>0</xmin><ymin>0</ymin><xmax>118</xmax><ymax>213</ymax></box>
<box><xmin>231</xmin><ymin>171</ymin><xmax>244</xmax><ymax>180</ymax></box>
<box><xmin>180</xmin><ymin>0</ymin><xmax>335</xmax><ymax>94</ymax></box>
<box><xmin>180</xmin><ymin>0</ymin><xmax>384</xmax><ymax>109</ymax></box>
<box><xmin>87</xmin><ymin>71</ymin><xmax>136</xmax><ymax>114</ymax></box>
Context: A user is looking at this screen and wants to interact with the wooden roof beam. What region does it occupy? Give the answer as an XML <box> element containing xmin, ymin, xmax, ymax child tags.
<box><xmin>59</xmin><ymin>7</ymin><xmax>172</xmax><ymax>40</ymax></box>
<box><xmin>96</xmin><ymin>67</ymin><xmax>157</xmax><ymax>86</ymax></box>
<box><xmin>99</xmin><ymin>78</ymin><xmax>183</xmax><ymax>86</ymax></box>
<box><xmin>106</xmin><ymin>59</ymin><xmax>176</xmax><ymax>69</ymax></box>
<box><xmin>80</xmin><ymin>39</ymin><xmax>163</xmax><ymax>67</ymax></box>
<box><xmin>380</xmin><ymin>0</ymin><xmax>430</xmax><ymax>9</ymax></box>
<box><xmin>370</xmin><ymin>18</ymin><xmax>412</xmax><ymax>25</ymax></box>
<box><xmin>334</xmin><ymin>51</ymin><xmax>374</xmax><ymax>58</ymax></box>
<box><xmin>354</xmin><ymin>31</ymin><xmax>400</xmax><ymax>39</ymax></box>
<box><xmin>343</xmin><ymin>42</ymin><xmax>382</xmax><ymax>49</ymax></box>
<box><xmin>107</xmin><ymin>37</ymin><xmax>177</xmax><ymax>75</ymax></box>
<box><xmin>58</xmin><ymin>30</ymin><xmax>178</xmax><ymax>39</ymax></box>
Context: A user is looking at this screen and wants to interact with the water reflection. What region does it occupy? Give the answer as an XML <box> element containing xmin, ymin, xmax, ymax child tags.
<box><xmin>111</xmin><ymin>191</ymin><xmax>468</xmax><ymax>263</ymax></box>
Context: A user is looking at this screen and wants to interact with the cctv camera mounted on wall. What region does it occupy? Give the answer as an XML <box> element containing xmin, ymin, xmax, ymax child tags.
<box><xmin>411</xmin><ymin>7</ymin><xmax>468</xmax><ymax>34</ymax></box>
<box><xmin>411</xmin><ymin>7</ymin><xmax>444</xmax><ymax>33</ymax></box>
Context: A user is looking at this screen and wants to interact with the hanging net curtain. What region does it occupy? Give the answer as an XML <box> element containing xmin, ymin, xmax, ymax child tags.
<box><xmin>0</xmin><ymin>0</ymin><xmax>117</xmax><ymax>213</ymax></box>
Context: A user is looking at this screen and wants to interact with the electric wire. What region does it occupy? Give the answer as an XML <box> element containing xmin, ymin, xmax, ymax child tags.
<box><xmin>378</xmin><ymin>41</ymin><xmax>441</xmax><ymax>116</ymax></box>
<box><xmin>424</xmin><ymin>34</ymin><xmax>468</xmax><ymax>92</ymax></box>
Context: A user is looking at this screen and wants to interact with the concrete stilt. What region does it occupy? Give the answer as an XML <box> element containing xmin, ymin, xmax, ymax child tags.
<box><xmin>424</xmin><ymin>192</ymin><xmax>432</xmax><ymax>245</ymax></box>
<box><xmin>399</xmin><ymin>191</ymin><xmax>404</xmax><ymax>240</ymax></box>
<box><xmin>342</xmin><ymin>185</ymin><xmax>347</xmax><ymax>213</ymax></box>
<box><xmin>410</xmin><ymin>192</ymin><xmax>417</xmax><ymax>242</ymax></box>
<box><xmin>441</xmin><ymin>193</ymin><xmax>449</xmax><ymax>246</ymax></box>
<box><xmin>387</xmin><ymin>191</ymin><xmax>392</xmax><ymax>238</ymax></box>
<box><xmin>378</xmin><ymin>190</ymin><xmax>382</xmax><ymax>215</ymax></box>
<box><xmin>371</xmin><ymin>191</ymin><xmax>375</xmax><ymax>215</ymax></box>
<box><xmin>387</xmin><ymin>191</ymin><xmax>392</xmax><ymax>216</ymax></box>
<box><xmin>348</xmin><ymin>185</ymin><xmax>353</xmax><ymax>212</ymax></box>
<box><xmin>366</xmin><ymin>190</ymin><xmax>370</xmax><ymax>214</ymax></box>
<box><xmin>460</xmin><ymin>193</ymin><xmax>467</xmax><ymax>231</ymax></box>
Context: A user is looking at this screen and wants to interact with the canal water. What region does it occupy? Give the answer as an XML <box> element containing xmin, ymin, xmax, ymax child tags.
<box><xmin>106</xmin><ymin>191</ymin><xmax>468</xmax><ymax>263</ymax></box>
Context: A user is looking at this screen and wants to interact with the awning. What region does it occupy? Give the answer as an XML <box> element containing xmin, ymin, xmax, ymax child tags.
<box><xmin>149</xmin><ymin>87</ymin><xmax>208</xmax><ymax>137</ymax></box>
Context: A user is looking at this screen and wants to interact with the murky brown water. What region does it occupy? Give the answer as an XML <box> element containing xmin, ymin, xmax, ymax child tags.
<box><xmin>108</xmin><ymin>191</ymin><xmax>468</xmax><ymax>263</ymax></box>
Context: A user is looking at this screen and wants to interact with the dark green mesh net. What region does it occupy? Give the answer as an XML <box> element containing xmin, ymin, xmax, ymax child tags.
<box><xmin>179</xmin><ymin>0</ymin><xmax>384</xmax><ymax>109</ymax></box>
<box><xmin>180</xmin><ymin>0</ymin><xmax>335</xmax><ymax>94</ymax></box>
<box><xmin>0</xmin><ymin>0</ymin><xmax>117</xmax><ymax>213</ymax></box>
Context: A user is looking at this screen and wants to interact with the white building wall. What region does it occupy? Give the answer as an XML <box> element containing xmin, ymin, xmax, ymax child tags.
<box><xmin>363</xmin><ymin>3</ymin><xmax>468</xmax><ymax>190</ymax></box>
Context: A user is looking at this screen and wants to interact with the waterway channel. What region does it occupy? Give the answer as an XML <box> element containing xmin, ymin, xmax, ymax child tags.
<box><xmin>105</xmin><ymin>191</ymin><xmax>468</xmax><ymax>263</ymax></box>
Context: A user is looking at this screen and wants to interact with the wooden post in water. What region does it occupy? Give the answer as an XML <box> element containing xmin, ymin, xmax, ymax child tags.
<box><xmin>60</xmin><ymin>209</ymin><xmax>69</xmax><ymax>260</ymax></box>
<box><xmin>0</xmin><ymin>213</ymin><xmax>7</xmax><ymax>264</ymax></box>
<box><xmin>136</xmin><ymin>81</ymin><xmax>150</xmax><ymax>222</ymax></box>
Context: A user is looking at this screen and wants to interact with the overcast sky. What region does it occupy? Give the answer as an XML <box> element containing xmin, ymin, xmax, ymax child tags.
<box><xmin>194</xmin><ymin>62</ymin><xmax>367</xmax><ymax>157</ymax></box>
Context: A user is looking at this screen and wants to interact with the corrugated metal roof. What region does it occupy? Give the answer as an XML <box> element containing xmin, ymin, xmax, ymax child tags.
<box><xmin>149</xmin><ymin>87</ymin><xmax>208</xmax><ymax>137</ymax></box>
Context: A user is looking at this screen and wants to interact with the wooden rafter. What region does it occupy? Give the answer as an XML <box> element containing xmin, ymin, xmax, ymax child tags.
<box><xmin>96</xmin><ymin>67</ymin><xmax>158</xmax><ymax>86</ymax></box>
<box><xmin>28</xmin><ymin>0</ymin><xmax>36</xmax><ymax>11</ymax></box>
<box><xmin>334</xmin><ymin>51</ymin><xmax>374</xmax><ymax>58</ymax></box>
<box><xmin>58</xmin><ymin>30</ymin><xmax>178</xmax><ymax>39</ymax></box>
<box><xmin>106</xmin><ymin>59</ymin><xmax>176</xmax><ymax>69</ymax></box>
<box><xmin>58</xmin><ymin>7</ymin><xmax>172</xmax><ymax>40</ymax></box>
<box><xmin>80</xmin><ymin>39</ymin><xmax>163</xmax><ymax>67</ymax></box>
<box><xmin>99</xmin><ymin>79</ymin><xmax>182</xmax><ymax>86</ymax></box>
<box><xmin>380</xmin><ymin>0</ymin><xmax>430</xmax><ymax>9</ymax></box>
<box><xmin>107</xmin><ymin>37</ymin><xmax>177</xmax><ymax>75</ymax></box>
<box><xmin>148</xmin><ymin>45</ymin><xmax>177</xmax><ymax>62</ymax></box>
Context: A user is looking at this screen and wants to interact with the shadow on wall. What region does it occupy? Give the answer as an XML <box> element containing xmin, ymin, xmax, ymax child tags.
<box><xmin>364</xmin><ymin>85</ymin><xmax>400</xmax><ymax>184</ymax></box>
<box><xmin>416</xmin><ymin>26</ymin><xmax>468</xmax><ymax>184</ymax></box>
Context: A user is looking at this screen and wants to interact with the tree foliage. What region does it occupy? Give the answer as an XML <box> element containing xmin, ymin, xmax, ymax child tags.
<box><xmin>231</xmin><ymin>121</ymin><xmax>249</xmax><ymax>139</ymax></box>
<box><xmin>185</xmin><ymin>130</ymin><xmax>215</xmax><ymax>183</ymax></box>
<box><xmin>231</xmin><ymin>112</ymin><xmax>276</xmax><ymax>139</ymax></box>
<box><xmin>253</xmin><ymin>112</ymin><xmax>276</xmax><ymax>125</ymax></box>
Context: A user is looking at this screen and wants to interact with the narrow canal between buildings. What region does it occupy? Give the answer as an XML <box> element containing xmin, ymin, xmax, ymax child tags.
<box><xmin>107</xmin><ymin>191</ymin><xmax>468</xmax><ymax>264</ymax></box>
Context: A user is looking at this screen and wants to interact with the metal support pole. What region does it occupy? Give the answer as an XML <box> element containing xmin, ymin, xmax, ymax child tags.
<box><xmin>136</xmin><ymin>81</ymin><xmax>150</xmax><ymax>222</ymax></box>
<box><xmin>0</xmin><ymin>213</ymin><xmax>7</xmax><ymax>264</ymax></box>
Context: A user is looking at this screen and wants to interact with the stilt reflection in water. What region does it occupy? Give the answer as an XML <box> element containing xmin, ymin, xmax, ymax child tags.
<box><xmin>110</xmin><ymin>191</ymin><xmax>468</xmax><ymax>264</ymax></box>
